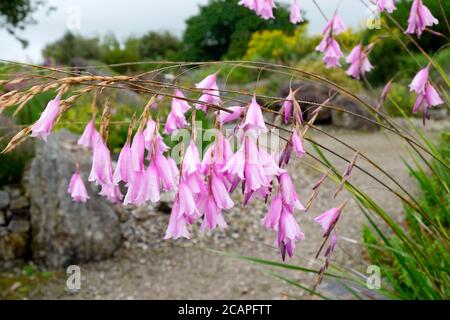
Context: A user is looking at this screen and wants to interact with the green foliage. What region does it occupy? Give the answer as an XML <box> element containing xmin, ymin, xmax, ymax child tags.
<box><xmin>42</xmin><ymin>30</ymin><xmax>181</xmax><ymax>72</ymax></box>
<box><xmin>244</xmin><ymin>26</ymin><xmax>316</xmax><ymax>63</ymax></box>
<box><xmin>363</xmin><ymin>132</ymin><xmax>450</xmax><ymax>299</ymax></box>
<box><xmin>182</xmin><ymin>0</ymin><xmax>297</xmax><ymax>61</ymax></box>
<box><xmin>0</xmin><ymin>0</ymin><xmax>49</xmax><ymax>47</ymax></box>
<box><xmin>0</xmin><ymin>90</ymin><xmax>56</xmax><ymax>185</ymax></box>
<box><xmin>99</xmin><ymin>34</ymin><xmax>141</xmax><ymax>73</ymax></box>
<box><xmin>42</xmin><ymin>32</ymin><xmax>102</xmax><ymax>65</ymax></box>
<box><xmin>383</xmin><ymin>82</ymin><xmax>415</xmax><ymax>117</ymax></box>
<box><xmin>139</xmin><ymin>31</ymin><xmax>181</xmax><ymax>61</ymax></box>
<box><xmin>61</xmin><ymin>94</ymin><xmax>136</xmax><ymax>152</ymax></box>
<box><xmin>0</xmin><ymin>263</ymin><xmax>56</xmax><ymax>300</ymax></box>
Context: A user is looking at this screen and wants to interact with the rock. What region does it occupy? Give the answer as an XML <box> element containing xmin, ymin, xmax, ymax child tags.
<box><xmin>9</xmin><ymin>196</ymin><xmax>29</xmax><ymax>210</ymax></box>
<box><xmin>131</xmin><ymin>206</ymin><xmax>153</xmax><ymax>221</ymax></box>
<box><xmin>277</xmin><ymin>82</ymin><xmax>379</xmax><ymax>130</ymax></box>
<box><xmin>331</xmin><ymin>94</ymin><xmax>379</xmax><ymax>131</ymax></box>
<box><xmin>0</xmin><ymin>211</ymin><xmax>5</xmax><ymax>226</ymax></box>
<box><xmin>7</xmin><ymin>218</ymin><xmax>30</xmax><ymax>233</ymax></box>
<box><xmin>8</xmin><ymin>188</ymin><xmax>21</xmax><ymax>199</ymax></box>
<box><xmin>0</xmin><ymin>231</ymin><xmax>28</xmax><ymax>262</ymax></box>
<box><xmin>8</xmin><ymin>208</ymin><xmax>29</xmax><ymax>219</ymax></box>
<box><xmin>0</xmin><ymin>191</ymin><xmax>9</xmax><ymax>209</ymax></box>
<box><xmin>428</xmin><ymin>107</ymin><xmax>448</xmax><ymax>120</ymax></box>
<box><xmin>157</xmin><ymin>191</ymin><xmax>175</xmax><ymax>214</ymax></box>
<box><xmin>28</xmin><ymin>129</ymin><xmax>122</xmax><ymax>268</ymax></box>
<box><xmin>278</xmin><ymin>81</ymin><xmax>334</xmax><ymax>123</ymax></box>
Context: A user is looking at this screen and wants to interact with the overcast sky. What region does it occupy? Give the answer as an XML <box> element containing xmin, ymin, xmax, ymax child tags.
<box><xmin>0</xmin><ymin>0</ymin><xmax>369</xmax><ymax>63</ymax></box>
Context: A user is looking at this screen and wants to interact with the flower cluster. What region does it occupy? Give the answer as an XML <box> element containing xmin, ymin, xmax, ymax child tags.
<box><xmin>315</xmin><ymin>14</ymin><xmax>346</xmax><ymax>68</ymax></box>
<box><xmin>28</xmin><ymin>70</ymin><xmax>351</xmax><ymax>261</ymax></box>
<box><xmin>409</xmin><ymin>66</ymin><xmax>444</xmax><ymax>123</ymax></box>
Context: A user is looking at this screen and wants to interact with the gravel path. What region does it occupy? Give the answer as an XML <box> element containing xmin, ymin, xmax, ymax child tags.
<box><xmin>9</xmin><ymin>121</ymin><xmax>449</xmax><ymax>299</ymax></box>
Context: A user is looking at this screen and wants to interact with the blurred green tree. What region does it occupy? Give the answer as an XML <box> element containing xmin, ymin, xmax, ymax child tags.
<box><xmin>182</xmin><ymin>0</ymin><xmax>299</xmax><ymax>61</ymax></box>
<box><xmin>139</xmin><ymin>31</ymin><xmax>181</xmax><ymax>60</ymax></box>
<box><xmin>42</xmin><ymin>31</ymin><xmax>102</xmax><ymax>65</ymax></box>
<box><xmin>0</xmin><ymin>0</ymin><xmax>51</xmax><ymax>47</ymax></box>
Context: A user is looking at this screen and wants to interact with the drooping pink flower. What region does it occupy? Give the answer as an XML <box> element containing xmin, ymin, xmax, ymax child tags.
<box><xmin>277</xmin><ymin>205</ymin><xmax>305</xmax><ymax>260</ymax></box>
<box><xmin>182</xmin><ymin>140</ymin><xmax>202</xmax><ymax>176</ymax></box>
<box><xmin>164</xmin><ymin>90</ymin><xmax>191</xmax><ymax>135</ymax></box>
<box><xmin>130</xmin><ymin>131</ymin><xmax>145</xmax><ymax>173</ymax></box>
<box><xmin>316</xmin><ymin>38</ymin><xmax>344</xmax><ymax>68</ymax></box>
<box><xmin>409</xmin><ymin>66</ymin><xmax>430</xmax><ymax>94</ymax></box>
<box><xmin>240</xmin><ymin>0</ymin><xmax>275</xmax><ymax>20</ymax></box>
<box><xmin>314</xmin><ymin>207</ymin><xmax>341</xmax><ymax>235</ymax></box>
<box><xmin>210</xmin><ymin>171</ymin><xmax>234</xmax><ymax>209</ymax></box>
<box><xmin>221</xmin><ymin>141</ymin><xmax>246</xmax><ymax>180</ymax></box>
<box><xmin>345</xmin><ymin>43</ymin><xmax>374</xmax><ymax>80</ymax></box>
<box><xmin>219</xmin><ymin>106</ymin><xmax>244</xmax><ymax>125</ymax></box>
<box><xmin>68</xmin><ymin>172</ymin><xmax>89</xmax><ymax>203</ymax></box>
<box><xmin>241</xmin><ymin>96</ymin><xmax>268</xmax><ymax>134</ymax></box>
<box><xmin>88</xmin><ymin>137</ymin><xmax>114</xmax><ymax>187</ymax></box>
<box><xmin>143</xmin><ymin>118</ymin><xmax>169</xmax><ymax>156</ymax></box>
<box><xmin>251</xmin><ymin>147</ymin><xmax>284</xmax><ymax>204</ymax></box>
<box><xmin>259</xmin><ymin>147</ymin><xmax>285</xmax><ymax>178</ymax></box>
<box><xmin>412</xmin><ymin>83</ymin><xmax>444</xmax><ymax>121</ymax></box>
<box><xmin>315</xmin><ymin>15</ymin><xmax>346</xmax><ymax>68</ymax></box>
<box><xmin>30</xmin><ymin>95</ymin><xmax>61</xmax><ymax>141</ymax></box>
<box><xmin>320</xmin><ymin>13</ymin><xmax>346</xmax><ymax>36</ymax></box>
<box><xmin>406</xmin><ymin>0</ymin><xmax>438</xmax><ymax>37</ymax></box>
<box><xmin>239</xmin><ymin>0</ymin><xmax>256</xmax><ymax>10</ymax></box>
<box><xmin>99</xmin><ymin>184</ymin><xmax>123</xmax><ymax>203</ymax></box>
<box><xmin>202</xmin><ymin>131</ymin><xmax>234</xmax><ymax>172</ymax></box>
<box><xmin>181</xmin><ymin>140</ymin><xmax>206</xmax><ymax>195</ymax></box>
<box><xmin>282</xmin><ymin>90</ymin><xmax>294</xmax><ymax>124</ymax></box>
<box><xmin>243</xmin><ymin>137</ymin><xmax>270</xmax><ymax>194</ymax></box>
<box><xmin>154</xmin><ymin>153</ymin><xmax>176</xmax><ymax>191</ymax></box>
<box><xmin>261</xmin><ymin>192</ymin><xmax>283</xmax><ymax>230</ymax></box>
<box><xmin>77</xmin><ymin>119</ymin><xmax>100</xmax><ymax>149</ymax></box>
<box><xmin>409</xmin><ymin>66</ymin><xmax>444</xmax><ymax>121</ymax></box>
<box><xmin>279</xmin><ymin>172</ymin><xmax>305</xmax><ymax>210</ymax></box>
<box><xmin>262</xmin><ymin>189</ymin><xmax>305</xmax><ymax>260</ymax></box>
<box><xmin>164</xmin><ymin>195</ymin><xmax>191</xmax><ymax>240</ymax></box>
<box><xmin>377</xmin><ymin>0</ymin><xmax>396</xmax><ymax>13</ymax></box>
<box><xmin>195</xmin><ymin>73</ymin><xmax>222</xmax><ymax>112</ymax></box>
<box><xmin>290</xmin><ymin>0</ymin><xmax>303</xmax><ymax>24</ymax></box>
<box><xmin>291</xmin><ymin>131</ymin><xmax>305</xmax><ymax>158</ymax></box>
<box><xmin>123</xmin><ymin>170</ymin><xmax>146</xmax><ymax>206</ymax></box>
<box><xmin>143</xmin><ymin>162</ymin><xmax>161</xmax><ymax>203</ymax></box>
<box><xmin>198</xmin><ymin>193</ymin><xmax>228</xmax><ymax>231</ymax></box>
<box><xmin>113</xmin><ymin>141</ymin><xmax>132</xmax><ymax>184</ymax></box>
<box><xmin>164</xmin><ymin>180</ymin><xmax>199</xmax><ymax>240</ymax></box>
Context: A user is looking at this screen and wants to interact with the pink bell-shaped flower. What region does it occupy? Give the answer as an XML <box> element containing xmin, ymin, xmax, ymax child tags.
<box><xmin>345</xmin><ymin>43</ymin><xmax>374</xmax><ymax>80</ymax></box>
<box><xmin>195</xmin><ymin>73</ymin><xmax>222</xmax><ymax>112</ymax></box>
<box><xmin>314</xmin><ymin>207</ymin><xmax>342</xmax><ymax>235</ymax></box>
<box><xmin>164</xmin><ymin>90</ymin><xmax>191</xmax><ymax>135</ymax></box>
<box><xmin>377</xmin><ymin>0</ymin><xmax>396</xmax><ymax>13</ymax></box>
<box><xmin>406</xmin><ymin>0</ymin><xmax>438</xmax><ymax>37</ymax></box>
<box><xmin>78</xmin><ymin>119</ymin><xmax>100</xmax><ymax>150</ymax></box>
<box><xmin>68</xmin><ymin>172</ymin><xmax>90</xmax><ymax>203</ymax></box>
<box><xmin>30</xmin><ymin>95</ymin><xmax>61</xmax><ymax>141</ymax></box>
